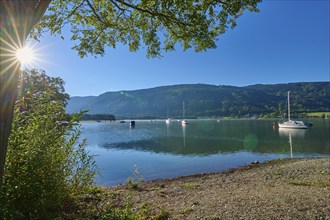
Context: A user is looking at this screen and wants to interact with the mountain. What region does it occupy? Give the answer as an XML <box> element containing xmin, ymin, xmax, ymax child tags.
<box><xmin>66</xmin><ymin>82</ymin><xmax>330</xmax><ymax>118</ymax></box>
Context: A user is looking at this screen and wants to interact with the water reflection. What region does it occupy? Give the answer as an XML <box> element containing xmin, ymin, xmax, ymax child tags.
<box><xmin>278</xmin><ymin>128</ymin><xmax>307</xmax><ymax>158</ymax></box>
<box><xmin>289</xmin><ymin>133</ymin><xmax>293</xmax><ymax>158</ymax></box>
<box><xmin>84</xmin><ymin>120</ymin><xmax>328</xmax><ymax>157</ymax></box>
<box><xmin>81</xmin><ymin>120</ymin><xmax>329</xmax><ymax>186</ymax></box>
<box><xmin>182</xmin><ymin>125</ymin><xmax>186</xmax><ymax>148</ymax></box>
<box><xmin>278</xmin><ymin>128</ymin><xmax>307</xmax><ymax>138</ymax></box>
<box><xmin>166</xmin><ymin>121</ymin><xmax>170</xmax><ymax>136</ymax></box>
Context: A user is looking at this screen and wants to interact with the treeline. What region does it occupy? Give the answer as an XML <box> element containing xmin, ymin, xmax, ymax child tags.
<box><xmin>78</xmin><ymin>114</ymin><xmax>116</xmax><ymax>121</ymax></box>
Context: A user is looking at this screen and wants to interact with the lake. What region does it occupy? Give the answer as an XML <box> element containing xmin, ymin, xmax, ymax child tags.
<box><xmin>80</xmin><ymin>119</ymin><xmax>330</xmax><ymax>186</ymax></box>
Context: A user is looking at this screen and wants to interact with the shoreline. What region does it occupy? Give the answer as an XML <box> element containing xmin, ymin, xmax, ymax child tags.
<box><xmin>98</xmin><ymin>157</ymin><xmax>330</xmax><ymax>219</ymax></box>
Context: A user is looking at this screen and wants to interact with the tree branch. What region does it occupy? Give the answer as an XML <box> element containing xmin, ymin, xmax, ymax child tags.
<box><xmin>109</xmin><ymin>0</ymin><xmax>128</xmax><ymax>12</ymax></box>
<box><xmin>114</xmin><ymin>0</ymin><xmax>188</xmax><ymax>27</ymax></box>
<box><xmin>86</xmin><ymin>0</ymin><xmax>105</xmax><ymax>24</ymax></box>
<box><xmin>67</xmin><ymin>0</ymin><xmax>86</xmax><ymax>19</ymax></box>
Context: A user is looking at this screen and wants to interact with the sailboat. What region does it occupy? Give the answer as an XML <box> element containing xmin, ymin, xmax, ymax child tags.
<box><xmin>278</xmin><ymin>91</ymin><xmax>308</xmax><ymax>129</ymax></box>
<box><xmin>181</xmin><ymin>101</ymin><xmax>187</xmax><ymax>126</ymax></box>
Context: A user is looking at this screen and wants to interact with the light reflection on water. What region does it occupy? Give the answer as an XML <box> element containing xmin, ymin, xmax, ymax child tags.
<box><xmin>80</xmin><ymin>119</ymin><xmax>329</xmax><ymax>186</ymax></box>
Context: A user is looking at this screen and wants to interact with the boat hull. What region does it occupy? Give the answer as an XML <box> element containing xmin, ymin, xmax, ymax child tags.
<box><xmin>278</xmin><ymin>120</ymin><xmax>308</xmax><ymax>129</ymax></box>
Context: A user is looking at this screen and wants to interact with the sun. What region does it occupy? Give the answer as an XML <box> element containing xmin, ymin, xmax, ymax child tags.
<box><xmin>15</xmin><ymin>45</ymin><xmax>36</xmax><ymax>69</ymax></box>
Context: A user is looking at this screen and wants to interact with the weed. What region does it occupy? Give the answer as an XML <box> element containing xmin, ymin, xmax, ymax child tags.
<box><xmin>288</xmin><ymin>181</ymin><xmax>312</xmax><ymax>186</ymax></box>
<box><xmin>182</xmin><ymin>183</ymin><xmax>201</xmax><ymax>189</ymax></box>
<box><xmin>159</xmin><ymin>190</ymin><xmax>166</xmax><ymax>197</ymax></box>
<box><xmin>192</xmin><ymin>201</ymin><xmax>200</xmax><ymax>206</ymax></box>
<box><xmin>154</xmin><ymin>210</ymin><xmax>170</xmax><ymax>220</ymax></box>
<box><xmin>125</xmin><ymin>164</ymin><xmax>144</xmax><ymax>190</ymax></box>
<box><xmin>179</xmin><ymin>207</ymin><xmax>194</xmax><ymax>215</ymax></box>
<box><xmin>288</xmin><ymin>180</ymin><xmax>330</xmax><ymax>187</ymax></box>
<box><xmin>125</xmin><ymin>177</ymin><xmax>140</xmax><ymax>190</ymax></box>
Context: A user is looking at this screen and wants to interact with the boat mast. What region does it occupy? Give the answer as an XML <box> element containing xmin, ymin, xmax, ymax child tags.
<box><xmin>183</xmin><ymin>101</ymin><xmax>185</xmax><ymax>119</ymax></box>
<box><xmin>287</xmin><ymin>91</ymin><xmax>290</xmax><ymax>121</ymax></box>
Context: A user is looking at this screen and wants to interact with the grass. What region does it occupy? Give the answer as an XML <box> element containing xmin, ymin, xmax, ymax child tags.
<box><xmin>179</xmin><ymin>207</ymin><xmax>194</xmax><ymax>215</ymax></box>
<box><xmin>192</xmin><ymin>201</ymin><xmax>200</xmax><ymax>206</ymax></box>
<box><xmin>182</xmin><ymin>183</ymin><xmax>201</xmax><ymax>189</ymax></box>
<box><xmin>61</xmin><ymin>186</ymin><xmax>170</xmax><ymax>219</ymax></box>
<box><xmin>288</xmin><ymin>181</ymin><xmax>312</xmax><ymax>186</ymax></box>
<box><xmin>288</xmin><ymin>180</ymin><xmax>330</xmax><ymax>187</ymax></box>
<box><xmin>124</xmin><ymin>165</ymin><xmax>144</xmax><ymax>190</ymax></box>
<box><xmin>159</xmin><ymin>190</ymin><xmax>166</xmax><ymax>197</ymax></box>
<box><xmin>124</xmin><ymin>177</ymin><xmax>141</xmax><ymax>190</ymax></box>
<box><xmin>306</xmin><ymin>112</ymin><xmax>330</xmax><ymax>117</ymax></box>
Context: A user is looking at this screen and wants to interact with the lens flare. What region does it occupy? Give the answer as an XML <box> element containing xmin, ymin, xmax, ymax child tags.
<box><xmin>15</xmin><ymin>45</ymin><xmax>36</xmax><ymax>68</ymax></box>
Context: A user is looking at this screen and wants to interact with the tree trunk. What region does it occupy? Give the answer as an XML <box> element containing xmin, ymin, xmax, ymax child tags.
<box><xmin>0</xmin><ymin>41</ymin><xmax>20</xmax><ymax>191</ymax></box>
<box><xmin>0</xmin><ymin>0</ymin><xmax>51</xmax><ymax>188</ymax></box>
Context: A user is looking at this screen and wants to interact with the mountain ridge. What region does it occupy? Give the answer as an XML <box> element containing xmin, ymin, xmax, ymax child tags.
<box><xmin>66</xmin><ymin>82</ymin><xmax>330</xmax><ymax>118</ymax></box>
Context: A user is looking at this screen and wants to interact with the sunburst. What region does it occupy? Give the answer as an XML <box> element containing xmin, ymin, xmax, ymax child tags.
<box><xmin>0</xmin><ymin>7</ymin><xmax>44</xmax><ymax>73</ymax></box>
<box><xmin>15</xmin><ymin>43</ymin><xmax>37</xmax><ymax>70</ymax></box>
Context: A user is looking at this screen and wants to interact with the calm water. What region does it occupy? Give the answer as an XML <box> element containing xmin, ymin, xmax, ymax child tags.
<box><xmin>80</xmin><ymin>119</ymin><xmax>330</xmax><ymax>186</ymax></box>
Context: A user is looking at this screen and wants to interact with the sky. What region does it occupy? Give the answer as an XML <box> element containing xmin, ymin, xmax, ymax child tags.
<box><xmin>28</xmin><ymin>0</ymin><xmax>329</xmax><ymax>97</ymax></box>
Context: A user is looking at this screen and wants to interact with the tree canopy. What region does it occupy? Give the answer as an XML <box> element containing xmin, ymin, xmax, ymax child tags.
<box><xmin>18</xmin><ymin>69</ymin><xmax>70</xmax><ymax>107</ymax></box>
<box><xmin>32</xmin><ymin>0</ymin><xmax>261</xmax><ymax>58</ymax></box>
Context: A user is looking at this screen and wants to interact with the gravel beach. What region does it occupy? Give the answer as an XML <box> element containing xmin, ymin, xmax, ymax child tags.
<box><xmin>108</xmin><ymin>158</ymin><xmax>330</xmax><ymax>219</ymax></box>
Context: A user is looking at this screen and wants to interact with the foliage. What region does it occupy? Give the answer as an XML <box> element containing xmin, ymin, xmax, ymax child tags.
<box><xmin>19</xmin><ymin>68</ymin><xmax>70</xmax><ymax>107</ymax></box>
<box><xmin>32</xmin><ymin>0</ymin><xmax>261</xmax><ymax>58</ymax></box>
<box><xmin>124</xmin><ymin>164</ymin><xmax>143</xmax><ymax>190</ymax></box>
<box><xmin>67</xmin><ymin>82</ymin><xmax>330</xmax><ymax>118</ymax></box>
<box><xmin>1</xmin><ymin>69</ymin><xmax>97</xmax><ymax>219</ymax></box>
<box><xmin>124</xmin><ymin>177</ymin><xmax>140</xmax><ymax>190</ymax></box>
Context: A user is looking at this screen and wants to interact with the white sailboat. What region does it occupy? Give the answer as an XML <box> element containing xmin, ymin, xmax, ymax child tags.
<box><xmin>278</xmin><ymin>91</ymin><xmax>308</xmax><ymax>129</ymax></box>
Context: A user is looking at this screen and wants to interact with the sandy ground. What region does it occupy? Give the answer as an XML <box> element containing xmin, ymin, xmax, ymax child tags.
<box><xmin>105</xmin><ymin>158</ymin><xmax>330</xmax><ymax>219</ymax></box>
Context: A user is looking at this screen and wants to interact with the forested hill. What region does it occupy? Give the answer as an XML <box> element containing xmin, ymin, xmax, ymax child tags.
<box><xmin>66</xmin><ymin>82</ymin><xmax>330</xmax><ymax>118</ymax></box>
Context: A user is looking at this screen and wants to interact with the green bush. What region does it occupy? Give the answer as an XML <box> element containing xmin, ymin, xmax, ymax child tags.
<box><xmin>1</xmin><ymin>69</ymin><xmax>97</xmax><ymax>219</ymax></box>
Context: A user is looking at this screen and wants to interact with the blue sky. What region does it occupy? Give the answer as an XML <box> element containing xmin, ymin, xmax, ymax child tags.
<box><xmin>30</xmin><ymin>0</ymin><xmax>329</xmax><ymax>97</ymax></box>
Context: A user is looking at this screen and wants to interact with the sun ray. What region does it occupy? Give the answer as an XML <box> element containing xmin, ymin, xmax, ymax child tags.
<box><xmin>1</xmin><ymin>1</ymin><xmax>39</xmax><ymax>74</ymax></box>
<box><xmin>0</xmin><ymin>59</ymin><xmax>20</xmax><ymax>76</ymax></box>
<box><xmin>15</xmin><ymin>45</ymin><xmax>36</xmax><ymax>69</ymax></box>
<box><xmin>1</xmin><ymin>32</ymin><xmax>42</xmax><ymax>72</ymax></box>
<box><xmin>1</xmin><ymin>0</ymin><xmax>54</xmax><ymax>80</ymax></box>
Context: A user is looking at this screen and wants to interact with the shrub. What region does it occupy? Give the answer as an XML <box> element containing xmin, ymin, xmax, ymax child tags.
<box><xmin>0</xmin><ymin>69</ymin><xmax>97</xmax><ymax>219</ymax></box>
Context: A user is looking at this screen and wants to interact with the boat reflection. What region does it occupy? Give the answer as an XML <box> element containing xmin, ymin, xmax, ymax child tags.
<box><xmin>289</xmin><ymin>133</ymin><xmax>293</xmax><ymax>158</ymax></box>
<box><xmin>278</xmin><ymin>128</ymin><xmax>307</xmax><ymax>138</ymax></box>
<box><xmin>278</xmin><ymin>128</ymin><xmax>307</xmax><ymax>158</ymax></box>
<box><xmin>182</xmin><ymin>124</ymin><xmax>186</xmax><ymax>148</ymax></box>
<box><xmin>166</xmin><ymin>120</ymin><xmax>170</xmax><ymax>136</ymax></box>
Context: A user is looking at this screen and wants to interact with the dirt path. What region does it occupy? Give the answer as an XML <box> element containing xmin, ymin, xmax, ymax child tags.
<box><xmin>111</xmin><ymin>158</ymin><xmax>330</xmax><ymax>219</ymax></box>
